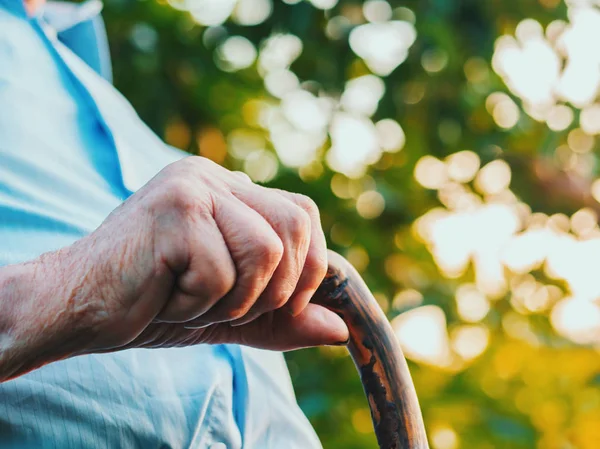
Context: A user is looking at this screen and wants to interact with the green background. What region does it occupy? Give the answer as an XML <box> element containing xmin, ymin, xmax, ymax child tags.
<box><xmin>97</xmin><ymin>0</ymin><xmax>600</xmax><ymax>447</ymax></box>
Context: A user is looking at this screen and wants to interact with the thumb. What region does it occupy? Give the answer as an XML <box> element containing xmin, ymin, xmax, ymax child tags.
<box><xmin>210</xmin><ymin>304</ymin><xmax>350</xmax><ymax>351</ymax></box>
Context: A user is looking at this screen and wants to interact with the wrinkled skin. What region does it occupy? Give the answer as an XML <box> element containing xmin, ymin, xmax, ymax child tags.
<box><xmin>0</xmin><ymin>157</ymin><xmax>348</xmax><ymax>381</ymax></box>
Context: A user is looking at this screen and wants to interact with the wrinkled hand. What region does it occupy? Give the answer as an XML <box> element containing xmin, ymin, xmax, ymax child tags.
<box><xmin>52</xmin><ymin>157</ymin><xmax>348</xmax><ymax>355</ymax></box>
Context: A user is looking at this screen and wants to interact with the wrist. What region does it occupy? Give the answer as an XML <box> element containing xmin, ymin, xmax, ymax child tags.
<box><xmin>0</xmin><ymin>251</ymin><xmax>91</xmax><ymax>382</ymax></box>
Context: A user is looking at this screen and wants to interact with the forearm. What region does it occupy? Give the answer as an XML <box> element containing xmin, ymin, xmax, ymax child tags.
<box><xmin>0</xmin><ymin>251</ymin><xmax>88</xmax><ymax>382</ymax></box>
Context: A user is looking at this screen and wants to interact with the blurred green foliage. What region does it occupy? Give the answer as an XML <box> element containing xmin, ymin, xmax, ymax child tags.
<box><xmin>97</xmin><ymin>0</ymin><xmax>600</xmax><ymax>448</ymax></box>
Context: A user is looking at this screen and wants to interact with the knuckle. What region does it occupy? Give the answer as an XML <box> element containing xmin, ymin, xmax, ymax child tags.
<box><xmin>255</xmin><ymin>236</ymin><xmax>284</xmax><ymax>266</ymax></box>
<box><xmin>306</xmin><ymin>243</ymin><xmax>328</xmax><ymax>269</ymax></box>
<box><xmin>188</xmin><ymin>155</ymin><xmax>209</xmax><ymax>167</ymax></box>
<box><xmin>286</xmin><ymin>207</ymin><xmax>311</xmax><ymax>240</ymax></box>
<box><xmin>293</xmin><ymin>194</ymin><xmax>319</xmax><ymax>216</ymax></box>
<box><xmin>189</xmin><ymin>155</ymin><xmax>220</xmax><ymax>173</ymax></box>
<box><xmin>224</xmin><ymin>305</ymin><xmax>249</xmax><ymax>321</ymax></box>
<box><xmin>153</xmin><ymin>176</ymin><xmax>211</xmax><ymax>218</ymax></box>
<box><xmin>304</xmin><ymin>249</ymin><xmax>328</xmax><ymax>287</ymax></box>
<box><xmin>169</xmin><ymin>298</ymin><xmax>200</xmax><ymax>322</ymax></box>
<box><xmin>232</xmin><ymin>171</ymin><xmax>252</xmax><ymax>183</ymax></box>
<box><xmin>161</xmin><ymin>177</ymin><xmax>192</xmax><ymax>208</ymax></box>
<box><xmin>269</xmin><ymin>292</ymin><xmax>290</xmax><ymax>310</ymax></box>
<box><xmin>212</xmin><ymin>266</ymin><xmax>236</xmax><ymax>299</ymax></box>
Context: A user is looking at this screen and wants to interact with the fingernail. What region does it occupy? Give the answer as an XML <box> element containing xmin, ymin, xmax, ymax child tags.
<box><xmin>329</xmin><ymin>338</ymin><xmax>350</xmax><ymax>347</ymax></box>
<box><xmin>285</xmin><ymin>306</ymin><xmax>297</xmax><ymax>316</ymax></box>
<box><xmin>287</xmin><ymin>291</ymin><xmax>313</xmax><ymax>317</ymax></box>
<box><xmin>184</xmin><ymin>323</ymin><xmax>210</xmax><ymax>330</ymax></box>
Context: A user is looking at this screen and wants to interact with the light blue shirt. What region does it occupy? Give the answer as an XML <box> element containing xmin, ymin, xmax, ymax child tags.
<box><xmin>0</xmin><ymin>1</ymin><xmax>321</xmax><ymax>448</ymax></box>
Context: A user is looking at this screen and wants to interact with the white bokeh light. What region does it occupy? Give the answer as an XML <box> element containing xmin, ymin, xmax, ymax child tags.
<box><xmin>493</xmin><ymin>4</ymin><xmax>600</xmax><ymax>127</ymax></box>
<box><xmin>281</xmin><ymin>89</ymin><xmax>332</xmax><ymax>133</ymax></box>
<box><xmin>392</xmin><ymin>306</ymin><xmax>453</xmax><ymax>367</ymax></box>
<box><xmin>363</xmin><ymin>0</ymin><xmax>393</xmax><ymax>23</ymax></box>
<box><xmin>376</xmin><ymin>119</ymin><xmax>405</xmax><ymax>152</ymax></box>
<box><xmin>308</xmin><ymin>0</ymin><xmax>338</xmax><ymax>10</ymax></box>
<box><xmin>264</xmin><ymin>69</ymin><xmax>300</xmax><ymax>98</ymax></box>
<box><xmin>327</xmin><ymin>113</ymin><xmax>381</xmax><ymax>178</ymax></box>
<box><xmin>189</xmin><ymin>0</ymin><xmax>237</xmax><ymax>26</ymax></box>
<box><xmin>340</xmin><ymin>75</ymin><xmax>386</xmax><ymax>117</ymax></box>
<box><xmin>259</xmin><ymin>33</ymin><xmax>303</xmax><ymax>74</ymax></box>
<box><xmin>215</xmin><ymin>36</ymin><xmax>257</xmax><ymax>71</ymax></box>
<box><xmin>551</xmin><ymin>298</ymin><xmax>600</xmax><ymax>344</ymax></box>
<box><xmin>233</xmin><ymin>0</ymin><xmax>273</xmax><ymax>26</ymax></box>
<box><xmin>349</xmin><ymin>21</ymin><xmax>416</xmax><ymax>76</ymax></box>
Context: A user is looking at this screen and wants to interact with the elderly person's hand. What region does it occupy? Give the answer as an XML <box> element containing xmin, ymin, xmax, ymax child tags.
<box><xmin>0</xmin><ymin>157</ymin><xmax>348</xmax><ymax>381</ymax></box>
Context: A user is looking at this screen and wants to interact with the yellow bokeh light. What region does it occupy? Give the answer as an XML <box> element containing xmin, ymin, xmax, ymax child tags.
<box><xmin>580</xmin><ymin>104</ymin><xmax>600</xmax><ymax>135</ymax></box>
<box><xmin>450</xmin><ymin>325</ymin><xmax>490</xmax><ymax>361</ymax></box>
<box><xmin>430</xmin><ymin>425</ymin><xmax>459</xmax><ymax>449</ymax></box>
<box><xmin>356</xmin><ymin>190</ymin><xmax>385</xmax><ymax>219</ymax></box>
<box><xmin>445</xmin><ymin>151</ymin><xmax>481</xmax><ymax>184</ymax></box>
<box><xmin>546</xmin><ymin>104</ymin><xmax>573</xmax><ymax>131</ymax></box>
<box><xmin>384</xmin><ymin>253</ymin><xmax>412</xmax><ymax>284</ymax></box>
<box><xmin>567</xmin><ymin>128</ymin><xmax>595</xmax><ymax>153</ymax></box>
<box><xmin>298</xmin><ymin>160</ymin><xmax>324</xmax><ymax>181</ymax></box>
<box><xmin>330</xmin><ymin>173</ymin><xmax>353</xmax><ymax>199</ymax></box>
<box><xmin>243</xmin><ymin>149</ymin><xmax>278</xmax><ymax>183</ymax></box>
<box><xmin>475</xmin><ymin>159</ymin><xmax>512</xmax><ymax>195</ymax></box>
<box><xmin>392</xmin><ymin>288</ymin><xmax>424</xmax><ymax>311</ymax></box>
<box><xmin>547</xmin><ymin>213</ymin><xmax>571</xmax><ymax>233</ymax></box>
<box><xmin>591</xmin><ymin>179</ymin><xmax>600</xmax><ymax>203</ymax></box>
<box><xmin>485</xmin><ymin>92</ymin><xmax>509</xmax><ymax>114</ymax></box>
<box><xmin>346</xmin><ymin>246</ymin><xmax>370</xmax><ymax>272</ymax></box>
<box><xmin>415</xmin><ymin>155</ymin><xmax>448</xmax><ymax>190</ymax></box>
<box><xmin>351</xmin><ymin>408</ymin><xmax>374</xmax><ymax>434</ymax></box>
<box><xmin>197</xmin><ymin>127</ymin><xmax>227</xmax><ymax>164</ymax></box>
<box><xmin>525</xmin><ymin>285</ymin><xmax>552</xmax><ymax>313</ymax></box>
<box><xmin>492</xmin><ymin>97</ymin><xmax>520</xmax><ymax>129</ymax></box>
<box><xmin>571</xmin><ymin>208</ymin><xmax>597</xmax><ymax>236</ymax></box>
<box><xmin>164</xmin><ymin>118</ymin><xmax>191</xmax><ymax>149</ymax></box>
<box><xmin>227</xmin><ymin>128</ymin><xmax>266</xmax><ymax>160</ymax></box>
<box><xmin>437</xmin><ymin>182</ymin><xmax>477</xmax><ymax>210</ymax></box>
<box><xmin>455</xmin><ymin>284</ymin><xmax>490</xmax><ymax>322</ymax></box>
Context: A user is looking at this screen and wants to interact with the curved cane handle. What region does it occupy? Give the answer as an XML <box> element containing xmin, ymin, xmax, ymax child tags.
<box><xmin>312</xmin><ymin>251</ymin><xmax>429</xmax><ymax>449</ymax></box>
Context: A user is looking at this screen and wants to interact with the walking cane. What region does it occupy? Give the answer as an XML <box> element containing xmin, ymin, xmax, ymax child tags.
<box><xmin>312</xmin><ymin>251</ymin><xmax>430</xmax><ymax>449</ymax></box>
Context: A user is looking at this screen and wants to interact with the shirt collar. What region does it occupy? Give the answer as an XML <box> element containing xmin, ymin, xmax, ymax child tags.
<box><xmin>0</xmin><ymin>0</ymin><xmax>103</xmax><ymax>27</ymax></box>
<box><xmin>0</xmin><ymin>0</ymin><xmax>27</xmax><ymax>18</ymax></box>
<box><xmin>42</xmin><ymin>0</ymin><xmax>103</xmax><ymax>32</ymax></box>
<box><xmin>42</xmin><ymin>0</ymin><xmax>113</xmax><ymax>82</ymax></box>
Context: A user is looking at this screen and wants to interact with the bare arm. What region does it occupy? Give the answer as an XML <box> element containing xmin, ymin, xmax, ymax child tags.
<box><xmin>0</xmin><ymin>157</ymin><xmax>349</xmax><ymax>383</ymax></box>
<box><xmin>0</xmin><ymin>255</ymin><xmax>85</xmax><ymax>381</ymax></box>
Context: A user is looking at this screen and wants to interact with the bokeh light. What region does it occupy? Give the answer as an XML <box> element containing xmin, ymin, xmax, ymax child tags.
<box><xmin>117</xmin><ymin>0</ymin><xmax>600</xmax><ymax>446</ymax></box>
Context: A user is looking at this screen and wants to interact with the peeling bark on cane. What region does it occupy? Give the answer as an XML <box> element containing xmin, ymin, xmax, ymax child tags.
<box><xmin>312</xmin><ymin>251</ymin><xmax>429</xmax><ymax>449</ymax></box>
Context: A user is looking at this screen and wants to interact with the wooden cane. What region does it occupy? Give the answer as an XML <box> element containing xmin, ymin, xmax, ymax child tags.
<box><xmin>312</xmin><ymin>251</ymin><xmax>429</xmax><ymax>449</ymax></box>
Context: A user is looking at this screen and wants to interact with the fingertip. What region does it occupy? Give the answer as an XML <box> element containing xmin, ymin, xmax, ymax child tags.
<box><xmin>294</xmin><ymin>304</ymin><xmax>349</xmax><ymax>347</ymax></box>
<box><xmin>286</xmin><ymin>290</ymin><xmax>314</xmax><ymax>317</ymax></box>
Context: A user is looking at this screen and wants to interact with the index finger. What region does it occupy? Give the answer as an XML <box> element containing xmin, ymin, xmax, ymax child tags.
<box><xmin>276</xmin><ymin>191</ymin><xmax>328</xmax><ymax>317</ymax></box>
